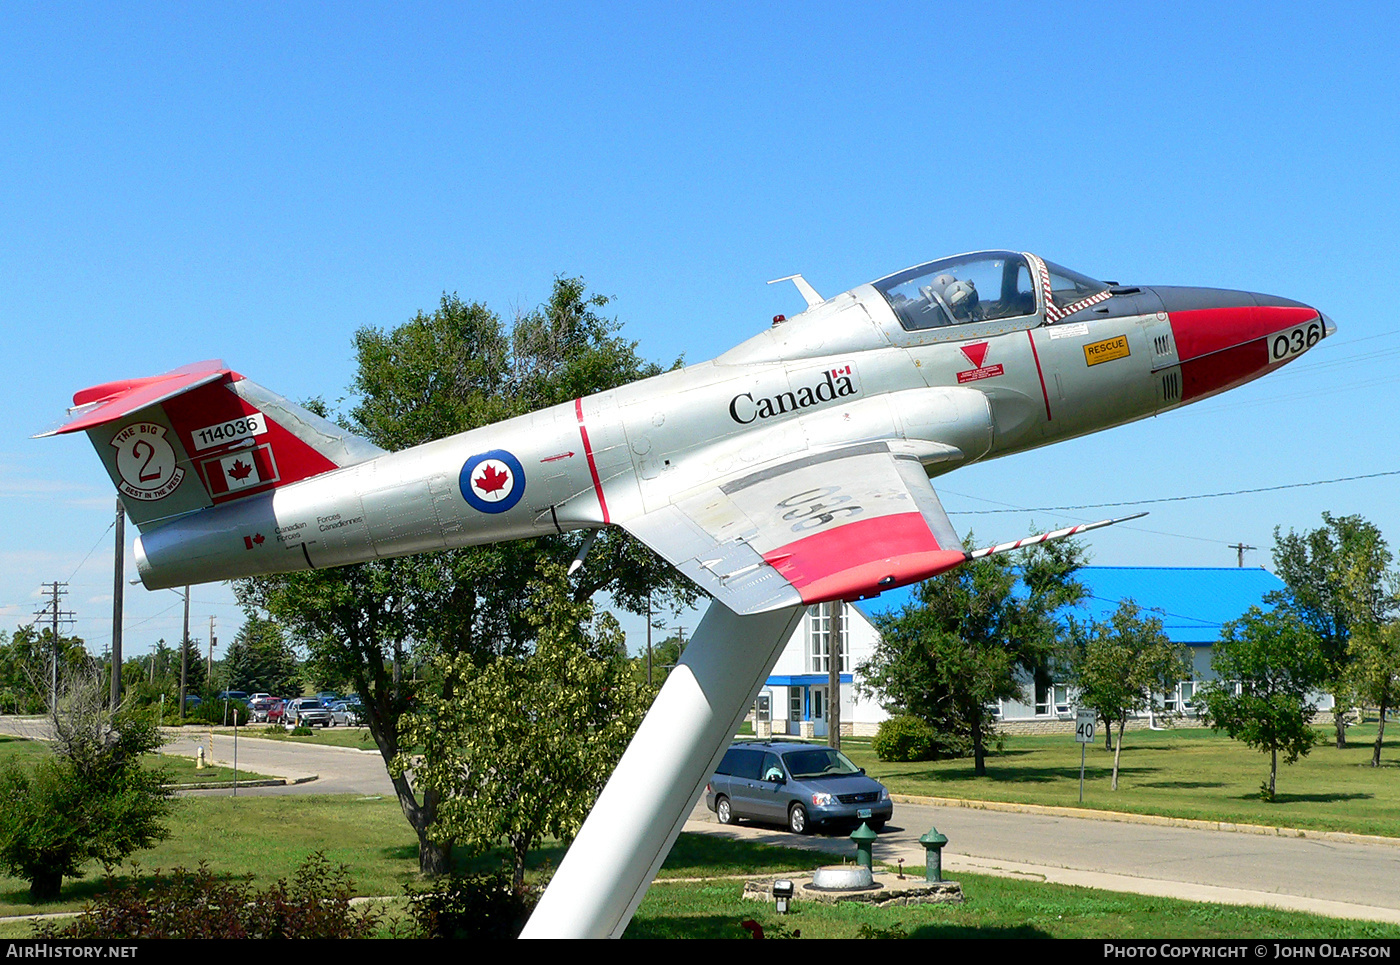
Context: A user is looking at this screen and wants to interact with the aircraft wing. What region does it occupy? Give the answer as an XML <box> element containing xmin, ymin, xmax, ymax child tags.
<box><xmin>621</xmin><ymin>441</ymin><xmax>968</xmax><ymax>615</ymax></box>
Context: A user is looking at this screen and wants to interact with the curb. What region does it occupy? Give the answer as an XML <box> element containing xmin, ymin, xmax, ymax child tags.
<box><xmin>164</xmin><ymin>775</ymin><xmax>319</xmax><ymax>791</ymax></box>
<box><xmin>890</xmin><ymin>793</ymin><xmax>1400</xmax><ymax>849</ymax></box>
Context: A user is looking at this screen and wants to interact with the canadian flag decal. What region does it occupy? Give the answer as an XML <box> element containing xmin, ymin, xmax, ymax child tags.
<box><xmin>204</xmin><ymin>445</ymin><xmax>279</xmax><ymax>496</ymax></box>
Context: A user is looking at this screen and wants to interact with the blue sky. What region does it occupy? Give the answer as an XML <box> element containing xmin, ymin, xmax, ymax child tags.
<box><xmin>3</xmin><ymin>2</ymin><xmax>1397</xmax><ymax>659</ymax></box>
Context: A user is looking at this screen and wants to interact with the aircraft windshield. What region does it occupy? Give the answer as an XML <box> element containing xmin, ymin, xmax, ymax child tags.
<box><xmin>1042</xmin><ymin>259</ymin><xmax>1110</xmax><ymax>305</ymax></box>
<box><xmin>874</xmin><ymin>252</ymin><xmax>1036</xmax><ymax>331</ymax></box>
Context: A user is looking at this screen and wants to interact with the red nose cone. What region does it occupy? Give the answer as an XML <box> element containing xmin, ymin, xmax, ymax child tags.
<box><xmin>1154</xmin><ymin>288</ymin><xmax>1327</xmax><ymax>403</ymax></box>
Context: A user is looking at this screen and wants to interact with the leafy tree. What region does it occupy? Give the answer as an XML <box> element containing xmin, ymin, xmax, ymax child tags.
<box><xmin>238</xmin><ymin>278</ymin><xmax>693</xmax><ymax>874</ymax></box>
<box><xmin>395</xmin><ymin>562</ymin><xmax>651</xmax><ymax>890</ymax></box>
<box><xmin>1271</xmin><ymin>513</ymin><xmax>1398</xmax><ymax>747</ymax></box>
<box><xmin>1072</xmin><ymin>600</ymin><xmax>1191</xmax><ymax>790</ymax></box>
<box><xmin>1198</xmin><ymin>606</ymin><xmax>1328</xmax><ymax>800</ymax></box>
<box><xmin>1343</xmin><ymin>621</ymin><xmax>1400</xmax><ymax>767</ymax></box>
<box><xmin>0</xmin><ymin>669</ymin><xmax>171</xmax><ymax>901</ymax></box>
<box><xmin>635</xmin><ymin>631</ymin><xmax>685</xmax><ymax>690</ymax></box>
<box><xmin>859</xmin><ymin>535</ymin><xmax>1087</xmax><ymax>775</ymax></box>
<box><xmin>0</xmin><ymin>627</ymin><xmax>91</xmax><ymax>714</ymax></box>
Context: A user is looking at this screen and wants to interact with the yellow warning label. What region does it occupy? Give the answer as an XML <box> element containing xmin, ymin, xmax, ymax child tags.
<box><xmin>1084</xmin><ymin>335</ymin><xmax>1130</xmax><ymax>366</ymax></box>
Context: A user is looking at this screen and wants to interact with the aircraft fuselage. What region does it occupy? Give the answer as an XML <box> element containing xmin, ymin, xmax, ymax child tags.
<box><xmin>131</xmin><ymin>251</ymin><xmax>1331</xmax><ymax>594</ymax></box>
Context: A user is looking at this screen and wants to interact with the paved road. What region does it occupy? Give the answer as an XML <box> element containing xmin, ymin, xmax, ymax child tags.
<box><xmin>6</xmin><ymin>717</ymin><xmax>1399</xmax><ymax>925</ymax></box>
<box><xmin>682</xmin><ymin>797</ymin><xmax>1400</xmax><ymax>925</ymax></box>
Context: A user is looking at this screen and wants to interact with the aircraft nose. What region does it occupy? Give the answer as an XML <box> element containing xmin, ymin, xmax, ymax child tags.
<box><xmin>1148</xmin><ymin>286</ymin><xmax>1330</xmax><ymax>404</ymax></box>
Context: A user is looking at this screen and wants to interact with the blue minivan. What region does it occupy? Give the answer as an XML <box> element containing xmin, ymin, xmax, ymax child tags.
<box><xmin>705</xmin><ymin>740</ymin><xmax>893</xmax><ymax>834</ymax></box>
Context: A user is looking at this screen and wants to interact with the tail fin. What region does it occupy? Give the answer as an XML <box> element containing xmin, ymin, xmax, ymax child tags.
<box><xmin>37</xmin><ymin>360</ymin><xmax>384</xmax><ymax>531</ymax></box>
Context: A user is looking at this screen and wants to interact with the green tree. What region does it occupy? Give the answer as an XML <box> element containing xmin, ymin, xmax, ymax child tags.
<box><xmin>1271</xmin><ymin>513</ymin><xmax>1398</xmax><ymax>748</ymax></box>
<box><xmin>0</xmin><ymin>671</ymin><xmax>171</xmax><ymax>901</ymax></box>
<box><xmin>395</xmin><ymin>562</ymin><xmax>650</xmax><ymax>890</ymax></box>
<box><xmin>1343</xmin><ymin>621</ymin><xmax>1400</xmax><ymax>767</ymax></box>
<box><xmin>0</xmin><ymin>627</ymin><xmax>91</xmax><ymax>714</ymax></box>
<box><xmin>1198</xmin><ymin>606</ymin><xmax>1328</xmax><ymax>800</ymax></box>
<box><xmin>859</xmin><ymin>535</ymin><xmax>1087</xmax><ymax>775</ymax></box>
<box><xmin>238</xmin><ymin>277</ymin><xmax>693</xmax><ymax>874</ymax></box>
<box><xmin>1072</xmin><ymin>601</ymin><xmax>1191</xmax><ymax>790</ymax></box>
<box><xmin>224</xmin><ymin>616</ymin><xmax>300</xmax><ymax>697</ymax></box>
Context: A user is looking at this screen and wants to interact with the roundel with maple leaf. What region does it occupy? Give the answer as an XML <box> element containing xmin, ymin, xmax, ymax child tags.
<box><xmin>459</xmin><ymin>449</ymin><xmax>526</xmax><ymax>514</ymax></box>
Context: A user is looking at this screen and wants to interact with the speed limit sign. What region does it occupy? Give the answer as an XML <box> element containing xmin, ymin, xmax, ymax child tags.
<box><xmin>1075</xmin><ymin>709</ymin><xmax>1096</xmax><ymax>744</ymax></box>
<box><xmin>1075</xmin><ymin>709</ymin><xmax>1096</xmax><ymax>802</ymax></box>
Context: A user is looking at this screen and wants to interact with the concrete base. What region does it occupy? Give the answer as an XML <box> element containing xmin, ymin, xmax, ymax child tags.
<box><xmin>743</xmin><ymin>873</ymin><xmax>964</xmax><ymax>907</ymax></box>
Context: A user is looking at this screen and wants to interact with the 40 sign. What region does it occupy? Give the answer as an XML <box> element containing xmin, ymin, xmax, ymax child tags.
<box><xmin>1075</xmin><ymin>709</ymin><xmax>1096</xmax><ymax>745</ymax></box>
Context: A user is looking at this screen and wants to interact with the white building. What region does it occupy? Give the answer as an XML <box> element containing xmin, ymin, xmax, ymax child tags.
<box><xmin>753</xmin><ymin>602</ymin><xmax>889</xmax><ymax>738</ymax></box>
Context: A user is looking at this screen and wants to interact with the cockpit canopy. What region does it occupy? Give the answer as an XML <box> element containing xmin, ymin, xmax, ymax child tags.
<box><xmin>872</xmin><ymin>250</ymin><xmax>1109</xmax><ymax>331</ymax></box>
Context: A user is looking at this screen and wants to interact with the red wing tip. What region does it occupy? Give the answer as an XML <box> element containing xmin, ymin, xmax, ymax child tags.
<box><xmin>793</xmin><ymin>550</ymin><xmax>968</xmax><ymax>605</ymax></box>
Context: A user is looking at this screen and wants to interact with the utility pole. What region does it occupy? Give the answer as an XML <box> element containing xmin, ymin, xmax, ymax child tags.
<box><xmin>827</xmin><ymin>601</ymin><xmax>843</xmax><ymax>751</ymax></box>
<box><xmin>207</xmin><ymin>615</ymin><xmax>216</xmax><ymax>682</ymax></box>
<box><xmin>34</xmin><ymin>582</ymin><xmax>75</xmax><ymax>709</ymax></box>
<box><xmin>179</xmin><ymin>586</ymin><xmax>190</xmax><ymax>720</ymax></box>
<box><xmin>110</xmin><ymin>499</ymin><xmax>125</xmax><ymax>710</ymax></box>
<box><xmin>1228</xmin><ymin>542</ymin><xmax>1257</xmax><ymax>567</ymax></box>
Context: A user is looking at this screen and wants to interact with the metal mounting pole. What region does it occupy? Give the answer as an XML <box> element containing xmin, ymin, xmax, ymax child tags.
<box><xmin>521</xmin><ymin>601</ymin><xmax>805</xmax><ymax>939</ymax></box>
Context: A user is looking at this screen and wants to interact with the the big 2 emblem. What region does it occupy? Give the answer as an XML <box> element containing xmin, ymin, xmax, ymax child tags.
<box><xmin>111</xmin><ymin>423</ymin><xmax>185</xmax><ymax>501</ymax></box>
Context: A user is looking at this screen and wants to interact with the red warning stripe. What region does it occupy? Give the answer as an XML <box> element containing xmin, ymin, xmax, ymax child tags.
<box><xmin>574</xmin><ymin>398</ymin><xmax>610</xmax><ymax>525</ymax></box>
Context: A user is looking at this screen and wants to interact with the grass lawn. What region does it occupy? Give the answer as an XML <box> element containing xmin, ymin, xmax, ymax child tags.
<box><xmin>841</xmin><ymin>723</ymin><xmax>1400</xmax><ymax>838</ymax></box>
<box><xmin>4</xmin><ymin>724</ymin><xmax>1400</xmax><ymax>937</ymax></box>
<box><xmin>1</xmin><ymin>796</ymin><xmax>1395</xmax><ymax>940</ymax></box>
<box><xmin>629</xmin><ymin>869</ymin><xmax>1400</xmax><ymax>940</ymax></box>
<box><xmin>232</xmin><ymin>724</ymin><xmax>381</xmax><ymax>750</ymax></box>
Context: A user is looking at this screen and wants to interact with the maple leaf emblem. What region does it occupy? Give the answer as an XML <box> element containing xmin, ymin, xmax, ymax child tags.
<box><xmin>252</xmin><ymin>533</ymin><xmax>265</xmax><ymax>545</ymax></box>
<box><xmin>228</xmin><ymin>458</ymin><xmax>254</xmax><ymax>481</ymax></box>
<box><xmin>475</xmin><ymin>463</ymin><xmax>511</xmax><ymax>494</ymax></box>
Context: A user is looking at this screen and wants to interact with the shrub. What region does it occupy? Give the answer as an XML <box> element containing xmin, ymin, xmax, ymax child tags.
<box><xmin>0</xmin><ymin>705</ymin><xmax>171</xmax><ymax>902</ymax></box>
<box><xmin>36</xmin><ymin>853</ymin><xmax>380</xmax><ymax>939</ymax></box>
<box><xmin>188</xmin><ymin>699</ymin><xmax>250</xmax><ymax>727</ymax></box>
<box><xmin>404</xmin><ymin>867</ymin><xmax>538</xmax><ymax>939</ymax></box>
<box><xmin>872</xmin><ymin>715</ymin><xmax>941</xmax><ymax>762</ymax></box>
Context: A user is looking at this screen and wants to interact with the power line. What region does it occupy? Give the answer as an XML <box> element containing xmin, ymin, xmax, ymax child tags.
<box><xmin>946</xmin><ymin>469</ymin><xmax>1400</xmax><ymax>515</ymax></box>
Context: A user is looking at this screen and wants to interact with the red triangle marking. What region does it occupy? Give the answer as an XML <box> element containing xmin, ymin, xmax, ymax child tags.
<box><xmin>960</xmin><ymin>342</ymin><xmax>989</xmax><ymax>368</ymax></box>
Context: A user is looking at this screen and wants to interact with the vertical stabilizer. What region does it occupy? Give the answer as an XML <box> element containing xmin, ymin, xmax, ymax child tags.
<box><xmin>38</xmin><ymin>361</ymin><xmax>384</xmax><ymax>532</ymax></box>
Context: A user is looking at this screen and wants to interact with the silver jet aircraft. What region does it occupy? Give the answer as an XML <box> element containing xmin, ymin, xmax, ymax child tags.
<box><xmin>44</xmin><ymin>249</ymin><xmax>1332</xmax><ymax>610</ymax></box>
<box><xmin>44</xmin><ymin>248</ymin><xmax>1335</xmax><ymax>938</ymax></box>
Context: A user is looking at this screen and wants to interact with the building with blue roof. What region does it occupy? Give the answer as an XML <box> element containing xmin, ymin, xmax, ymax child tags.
<box><xmin>753</xmin><ymin>566</ymin><xmax>1310</xmax><ymax>736</ymax></box>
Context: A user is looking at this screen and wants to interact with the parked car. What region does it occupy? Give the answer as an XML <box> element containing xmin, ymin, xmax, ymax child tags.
<box><xmin>284</xmin><ymin>697</ymin><xmax>333</xmax><ymax>728</ymax></box>
<box><xmin>265</xmin><ymin>699</ymin><xmax>286</xmax><ymax>725</ymax></box>
<box><xmin>327</xmin><ymin>700</ymin><xmax>363</xmax><ymax>727</ymax></box>
<box><xmin>705</xmin><ymin>741</ymin><xmax>892</xmax><ymax>834</ymax></box>
<box><xmin>248</xmin><ymin>695</ymin><xmax>279</xmax><ymax>722</ymax></box>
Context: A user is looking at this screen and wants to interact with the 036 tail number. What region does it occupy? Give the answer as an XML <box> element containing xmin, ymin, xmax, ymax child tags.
<box><xmin>1268</xmin><ymin>320</ymin><xmax>1323</xmax><ymax>364</ymax></box>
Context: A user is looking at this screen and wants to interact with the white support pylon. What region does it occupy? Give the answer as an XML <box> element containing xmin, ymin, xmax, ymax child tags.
<box><xmin>520</xmin><ymin>600</ymin><xmax>806</xmax><ymax>939</ymax></box>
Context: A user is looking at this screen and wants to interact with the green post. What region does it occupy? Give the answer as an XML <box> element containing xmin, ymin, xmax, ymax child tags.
<box><xmin>850</xmin><ymin>821</ymin><xmax>877</xmax><ymax>870</ymax></box>
<box><xmin>919</xmin><ymin>827</ymin><xmax>948</xmax><ymax>883</ymax></box>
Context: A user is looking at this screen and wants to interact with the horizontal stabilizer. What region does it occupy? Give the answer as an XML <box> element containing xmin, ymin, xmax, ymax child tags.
<box><xmin>36</xmin><ymin>360</ymin><xmax>231</xmax><ymax>438</ymax></box>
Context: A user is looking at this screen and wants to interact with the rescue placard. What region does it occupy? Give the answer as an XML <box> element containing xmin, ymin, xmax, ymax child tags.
<box><xmin>1084</xmin><ymin>335</ymin><xmax>1130</xmax><ymax>366</ymax></box>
